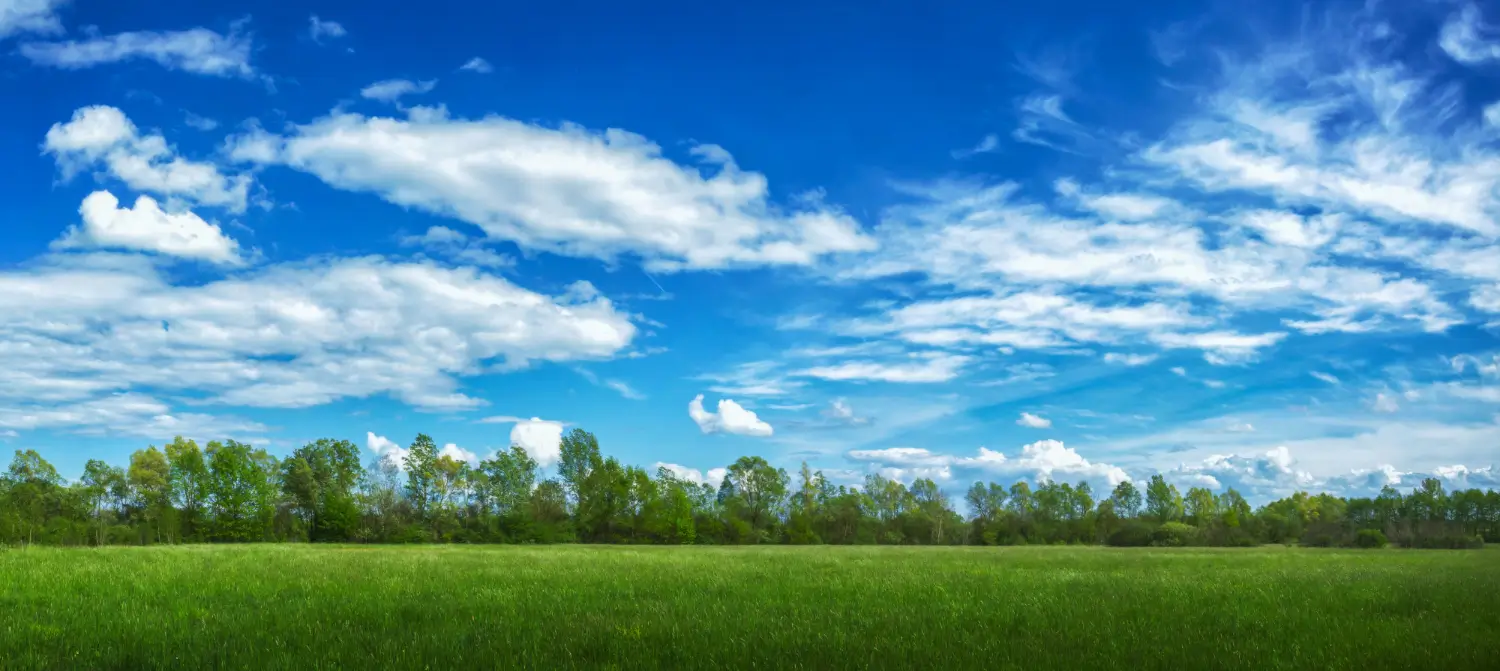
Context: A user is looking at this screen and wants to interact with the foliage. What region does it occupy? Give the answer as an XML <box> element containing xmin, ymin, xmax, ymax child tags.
<box><xmin>1354</xmin><ymin>529</ymin><xmax>1388</xmax><ymax>549</ymax></box>
<box><xmin>1</xmin><ymin>431</ymin><xmax>1496</xmax><ymax>549</ymax></box>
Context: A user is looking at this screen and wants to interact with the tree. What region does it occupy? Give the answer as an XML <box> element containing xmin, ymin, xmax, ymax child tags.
<box><xmin>80</xmin><ymin>459</ymin><xmax>125</xmax><ymax>546</ymax></box>
<box><xmin>403</xmin><ymin>434</ymin><xmax>439</xmax><ymax>532</ymax></box>
<box><xmin>1110</xmin><ymin>480</ymin><xmax>1143</xmax><ymax>518</ymax></box>
<box><xmin>128</xmin><ymin>447</ymin><xmax>173</xmax><ymax>543</ymax></box>
<box><xmin>1184</xmin><ymin>487</ymin><xmax>1219</xmax><ymax>527</ymax></box>
<box><xmin>558</xmin><ymin>429</ymin><xmax>600</xmax><ymax>509</ymax></box>
<box><xmin>1144</xmin><ymin>475</ymin><xmax>1183</xmax><ymax>523</ymax></box>
<box><xmin>165</xmin><ymin>437</ymin><xmax>209</xmax><ymax>541</ymax></box>
<box><xmin>279</xmin><ymin>438</ymin><xmax>362</xmax><ymax>542</ymax></box>
<box><xmin>724</xmin><ymin>456</ymin><xmax>789</xmax><ymax>542</ymax></box>
<box><xmin>206</xmin><ymin>440</ymin><xmax>275</xmax><ymax>542</ymax></box>
<box><xmin>4</xmin><ymin>450</ymin><xmax>62</xmax><ymax>545</ymax></box>
<box><xmin>480</xmin><ymin>446</ymin><xmax>538</xmax><ymax>516</ymax></box>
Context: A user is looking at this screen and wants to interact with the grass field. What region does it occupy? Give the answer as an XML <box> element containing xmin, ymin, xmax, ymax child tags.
<box><xmin>2</xmin><ymin>545</ymin><xmax>1497</xmax><ymax>670</ymax></box>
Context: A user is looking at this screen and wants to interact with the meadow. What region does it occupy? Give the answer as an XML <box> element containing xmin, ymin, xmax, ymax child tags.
<box><xmin>2</xmin><ymin>544</ymin><xmax>1497</xmax><ymax>670</ymax></box>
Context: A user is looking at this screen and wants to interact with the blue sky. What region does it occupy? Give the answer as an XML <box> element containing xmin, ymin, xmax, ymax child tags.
<box><xmin>3</xmin><ymin>0</ymin><xmax>1498</xmax><ymax>502</ymax></box>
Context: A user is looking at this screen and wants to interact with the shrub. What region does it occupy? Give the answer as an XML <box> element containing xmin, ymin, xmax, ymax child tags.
<box><xmin>1408</xmin><ymin>534</ymin><xmax>1484</xmax><ymax>550</ymax></box>
<box><xmin>1151</xmin><ymin>522</ymin><xmax>1199</xmax><ymax>547</ymax></box>
<box><xmin>1106</xmin><ymin>521</ymin><xmax>1154</xmax><ymax>547</ymax></box>
<box><xmin>1353</xmin><ymin>529</ymin><xmax>1388</xmax><ymax>549</ymax></box>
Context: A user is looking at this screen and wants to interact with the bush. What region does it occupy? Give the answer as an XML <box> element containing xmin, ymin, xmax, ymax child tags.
<box><xmin>1353</xmin><ymin>529</ymin><xmax>1388</xmax><ymax>549</ymax></box>
<box><xmin>1151</xmin><ymin>522</ymin><xmax>1199</xmax><ymax>547</ymax></box>
<box><xmin>1106</xmin><ymin>521</ymin><xmax>1155</xmax><ymax>547</ymax></box>
<box><xmin>1407</xmin><ymin>534</ymin><xmax>1484</xmax><ymax>550</ymax></box>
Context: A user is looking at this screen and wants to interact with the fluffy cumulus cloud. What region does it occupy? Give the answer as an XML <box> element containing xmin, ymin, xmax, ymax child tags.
<box><xmin>360</xmin><ymin>79</ymin><xmax>437</xmax><ymax>103</ymax></box>
<box><xmin>505</xmin><ymin>417</ymin><xmax>565</xmax><ymax>467</ymax></box>
<box><xmin>20</xmin><ymin>24</ymin><xmax>256</xmax><ymax>77</ymax></box>
<box><xmin>224</xmin><ymin>109</ymin><xmax>875</xmax><ymax>271</ymax></box>
<box><xmin>0</xmin><ymin>255</ymin><xmax>636</xmax><ymax>438</ymax></box>
<box><xmin>440</xmin><ymin>443</ymin><xmax>478</xmax><ymax>465</ymax></box>
<box><xmin>1016</xmin><ymin>412</ymin><xmax>1051</xmax><ymax>428</ymax></box>
<box><xmin>688</xmin><ymin>395</ymin><xmax>773</xmax><ymax>437</ymax></box>
<box><xmin>366</xmin><ymin>432</ymin><xmax>408</xmax><ymax>468</ymax></box>
<box><xmin>1164</xmin><ymin>445</ymin><xmax>1500</xmax><ymax>500</ymax></box>
<box><xmin>55</xmin><ymin>191</ymin><xmax>242</xmax><ymax>264</ymax></box>
<box><xmin>653</xmin><ymin>462</ymin><xmax>727</xmax><ymax>487</ymax></box>
<box><xmin>45</xmin><ymin>106</ymin><xmax>252</xmax><ymax>212</ymax></box>
<box><xmin>846</xmin><ymin>440</ymin><xmax>1129</xmax><ymax>487</ymax></box>
<box><xmin>0</xmin><ymin>0</ymin><xmax>67</xmax><ymax>39</ymax></box>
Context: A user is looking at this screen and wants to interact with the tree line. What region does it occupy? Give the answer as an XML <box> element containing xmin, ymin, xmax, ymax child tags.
<box><xmin>2</xmin><ymin>430</ymin><xmax>1495</xmax><ymax>549</ymax></box>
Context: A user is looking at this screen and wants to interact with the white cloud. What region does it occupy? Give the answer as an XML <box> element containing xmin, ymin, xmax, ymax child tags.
<box><xmin>20</xmin><ymin>25</ymin><xmax>255</xmax><ymax>77</ymax></box>
<box><xmin>183</xmin><ymin>111</ymin><xmax>218</xmax><ymax>131</ymax></box>
<box><xmin>232</xmin><ymin>110</ymin><xmax>875</xmax><ymax>271</ymax></box>
<box><xmin>459</xmin><ymin>57</ymin><xmax>492</xmax><ymax>73</ymax></box>
<box><xmin>1440</xmin><ymin>4</ymin><xmax>1500</xmax><ymax>65</ymax></box>
<box><xmin>1016</xmin><ymin>412</ymin><xmax>1051</xmax><ymax>428</ymax></box>
<box><xmin>0</xmin><ymin>0</ymin><xmax>67</xmax><ymax>39</ymax></box>
<box><xmin>1235</xmin><ymin>210</ymin><xmax>1340</xmax><ymax>249</ymax></box>
<box><xmin>439</xmin><ymin>443</ymin><xmax>478</xmax><ymax>466</ymax></box>
<box><xmin>951</xmin><ymin>133</ymin><xmax>999</xmax><ymax>159</ymax></box>
<box><xmin>0</xmin><ymin>255</ymin><xmax>636</xmax><ymax>428</ymax></box>
<box><xmin>697</xmin><ymin>360</ymin><xmax>804</xmax><ymax>397</ymax></box>
<box><xmin>54</xmin><ymin>191</ymin><xmax>243</xmax><ymax>264</ymax></box>
<box><xmin>1150</xmin><ymin>330</ymin><xmax>1286</xmax><ymax>364</ymax></box>
<box><xmin>1170</xmin><ymin>366</ymin><xmax>1187</xmax><ymax>376</ymax></box>
<box><xmin>823</xmin><ymin>398</ymin><xmax>870</xmax><ymax>426</ymax></box>
<box><xmin>1485</xmin><ymin>102</ymin><xmax>1500</xmax><ymax>128</ymax></box>
<box><xmin>1164</xmin><ymin>444</ymin><xmax>1498</xmax><ymax>500</ymax></box>
<box><xmin>848</xmin><ymin>439</ymin><xmax>1129</xmax><ymax>487</ymax></box>
<box><xmin>45</xmin><ymin>106</ymin><xmax>253</xmax><ymax>212</ymax></box>
<box><xmin>794</xmin><ymin>353</ymin><xmax>970</xmax><ymax>383</ymax></box>
<box><xmin>1372</xmin><ymin>392</ymin><xmax>1400</xmax><ymax>413</ymax></box>
<box><xmin>400</xmin><ymin>225</ymin><xmax>513</xmax><ymax>269</ymax></box>
<box><xmin>1310</xmin><ymin>371</ymin><xmax>1341</xmax><ymax>384</ymax></box>
<box><xmin>360</xmin><ymin>79</ymin><xmax>437</xmax><ymax>103</ymax></box>
<box><xmin>507</xmin><ymin>417</ymin><xmax>564</xmax><ymax>467</ymax></box>
<box><xmin>1472</xmin><ymin>285</ymin><xmax>1500</xmax><ymax>313</ymax></box>
<box><xmin>366</xmin><ymin>431</ymin><xmax>408</xmax><ymax>468</ymax></box>
<box><xmin>1103</xmin><ymin>352</ymin><xmax>1157</xmax><ymax>366</ymax></box>
<box><xmin>309</xmin><ymin>15</ymin><xmax>346</xmax><ymax>42</ymax></box>
<box><xmin>688</xmin><ymin>394</ymin><xmax>773</xmax><ymax>437</ymax></box>
<box><xmin>0</xmin><ymin>392</ymin><xmax>265</xmax><ymax>439</ymax></box>
<box><xmin>654</xmin><ymin>462</ymin><xmax>727</xmax><ymax>487</ymax></box>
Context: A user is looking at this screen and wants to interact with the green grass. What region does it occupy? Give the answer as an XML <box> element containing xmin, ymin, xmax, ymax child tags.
<box><xmin>2</xmin><ymin>545</ymin><xmax>1497</xmax><ymax>670</ymax></box>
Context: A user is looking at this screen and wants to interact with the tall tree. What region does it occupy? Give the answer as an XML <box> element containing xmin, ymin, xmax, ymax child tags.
<box><xmin>165</xmin><ymin>437</ymin><xmax>209</xmax><ymax>541</ymax></box>
<box><xmin>1110</xmin><ymin>480</ymin><xmax>1143</xmax><ymax>518</ymax></box>
<box><xmin>403</xmin><ymin>434</ymin><xmax>439</xmax><ymax>531</ymax></box>
<box><xmin>557</xmin><ymin>429</ymin><xmax>600</xmax><ymax>509</ymax></box>
<box><xmin>1144</xmin><ymin>475</ymin><xmax>1183</xmax><ymax>523</ymax></box>
<box><xmin>725</xmin><ymin>456</ymin><xmax>789</xmax><ymax>542</ymax></box>
<box><xmin>127</xmin><ymin>447</ymin><xmax>173</xmax><ymax>543</ymax></box>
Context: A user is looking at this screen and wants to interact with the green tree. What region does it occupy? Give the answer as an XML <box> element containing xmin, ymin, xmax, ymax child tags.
<box><xmin>206</xmin><ymin>440</ymin><xmax>276</xmax><ymax>542</ymax></box>
<box><xmin>403</xmin><ymin>434</ymin><xmax>439</xmax><ymax>532</ymax></box>
<box><xmin>1144</xmin><ymin>475</ymin><xmax>1183</xmax><ymax>523</ymax></box>
<box><xmin>1110</xmin><ymin>480</ymin><xmax>1143</xmax><ymax>518</ymax></box>
<box><xmin>165</xmin><ymin>437</ymin><xmax>209</xmax><ymax>541</ymax></box>
<box><xmin>128</xmin><ymin>447</ymin><xmax>173</xmax><ymax>543</ymax></box>
<box><xmin>724</xmin><ymin>456</ymin><xmax>789</xmax><ymax>542</ymax></box>
<box><xmin>557</xmin><ymin>429</ymin><xmax>600</xmax><ymax>509</ymax></box>
<box><xmin>4</xmin><ymin>450</ymin><xmax>62</xmax><ymax>545</ymax></box>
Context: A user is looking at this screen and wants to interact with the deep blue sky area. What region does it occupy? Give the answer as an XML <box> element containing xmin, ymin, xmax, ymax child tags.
<box><xmin>1</xmin><ymin>0</ymin><xmax>1497</xmax><ymax>502</ymax></box>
